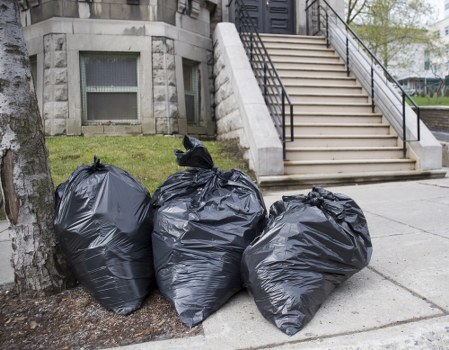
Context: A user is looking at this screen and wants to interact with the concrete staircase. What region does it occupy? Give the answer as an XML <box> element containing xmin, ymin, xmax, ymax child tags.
<box><xmin>256</xmin><ymin>33</ymin><xmax>441</xmax><ymax>189</ymax></box>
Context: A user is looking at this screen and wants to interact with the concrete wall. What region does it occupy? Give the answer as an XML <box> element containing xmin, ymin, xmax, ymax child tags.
<box><xmin>213</xmin><ymin>23</ymin><xmax>283</xmax><ymax>176</ymax></box>
<box><xmin>415</xmin><ymin>107</ymin><xmax>449</xmax><ymax>132</ymax></box>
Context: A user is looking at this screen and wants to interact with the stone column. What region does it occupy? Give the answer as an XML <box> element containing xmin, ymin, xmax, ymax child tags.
<box><xmin>152</xmin><ymin>37</ymin><xmax>179</xmax><ymax>134</ymax></box>
<box><xmin>43</xmin><ymin>34</ymin><xmax>68</xmax><ymax>136</ymax></box>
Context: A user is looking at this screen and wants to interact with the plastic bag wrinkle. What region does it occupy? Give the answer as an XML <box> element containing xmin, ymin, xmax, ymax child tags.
<box><xmin>242</xmin><ymin>187</ymin><xmax>372</xmax><ymax>336</ymax></box>
<box><xmin>54</xmin><ymin>157</ymin><xmax>155</xmax><ymax>315</ymax></box>
<box><xmin>152</xmin><ymin>135</ymin><xmax>267</xmax><ymax>327</ymax></box>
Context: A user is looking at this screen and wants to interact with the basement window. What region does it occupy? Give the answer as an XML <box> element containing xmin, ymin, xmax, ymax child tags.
<box><xmin>183</xmin><ymin>59</ymin><xmax>201</xmax><ymax>124</ymax></box>
<box><xmin>80</xmin><ymin>52</ymin><xmax>139</xmax><ymax>122</ymax></box>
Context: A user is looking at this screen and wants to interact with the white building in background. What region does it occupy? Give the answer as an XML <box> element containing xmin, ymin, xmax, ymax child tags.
<box><xmin>392</xmin><ymin>0</ymin><xmax>449</xmax><ymax>95</ymax></box>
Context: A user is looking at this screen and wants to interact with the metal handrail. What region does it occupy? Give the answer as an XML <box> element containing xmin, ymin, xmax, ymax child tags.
<box><xmin>306</xmin><ymin>0</ymin><xmax>421</xmax><ymax>158</ymax></box>
<box><xmin>227</xmin><ymin>0</ymin><xmax>294</xmax><ymax>159</ymax></box>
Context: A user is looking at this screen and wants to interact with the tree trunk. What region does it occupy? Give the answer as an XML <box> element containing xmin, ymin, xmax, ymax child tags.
<box><xmin>0</xmin><ymin>0</ymin><xmax>67</xmax><ymax>296</ymax></box>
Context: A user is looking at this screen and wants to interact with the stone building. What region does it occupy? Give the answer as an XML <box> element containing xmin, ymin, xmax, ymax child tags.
<box><xmin>19</xmin><ymin>0</ymin><xmax>342</xmax><ymax>137</ymax></box>
<box><xmin>20</xmin><ymin>0</ymin><xmax>223</xmax><ymax>136</ymax></box>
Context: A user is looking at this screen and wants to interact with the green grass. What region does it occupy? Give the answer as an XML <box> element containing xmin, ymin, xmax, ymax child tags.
<box><xmin>408</xmin><ymin>96</ymin><xmax>449</xmax><ymax>106</ymax></box>
<box><xmin>47</xmin><ymin>135</ymin><xmax>253</xmax><ymax>194</ymax></box>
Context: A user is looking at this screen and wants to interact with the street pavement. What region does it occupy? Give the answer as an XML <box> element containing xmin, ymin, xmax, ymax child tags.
<box><xmin>1</xmin><ymin>175</ymin><xmax>449</xmax><ymax>349</ymax></box>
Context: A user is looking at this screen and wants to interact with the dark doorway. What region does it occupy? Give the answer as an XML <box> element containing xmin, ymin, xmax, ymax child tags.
<box><xmin>241</xmin><ymin>0</ymin><xmax>295</xmax><ymax>34</ymax></box>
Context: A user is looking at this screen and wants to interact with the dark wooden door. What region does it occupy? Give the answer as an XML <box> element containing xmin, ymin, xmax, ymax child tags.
<box><xmin>241</xmin><ymin>0</ymin><xmax>295</xmax><ymax>34</ymax></box>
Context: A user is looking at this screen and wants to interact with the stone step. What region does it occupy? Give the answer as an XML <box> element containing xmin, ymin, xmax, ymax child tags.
<box><xmin>285</xmin><ymin>146</ymin><xmax>404</xmax><ymax>161</ymax></box>
<box><xmin>269</xmin><ymin>60</ymin><xmax>347</xmax><ymax>70</ymax></box>
<box><xmin>277</xmin><ymin>68</ymin><xmax>350</xmax><ymax>78</ymax></box>
<box><xmin>293</xmin><ymin>102</ymin><xmax>373</xmax><ymax>113</ymax></box>
<box><xmin>267</xmin><ymin>52</ymin><xmax>341</xmax><ymax>63</ymax></box>
<box><xmin>282</xmin><ymin>84</ymin><xmax>363</xmax><ymax>94</ymax></box>
<box><xmin>288</xmin><ymin>135</ymin><xmax>399</xmax><ymax>147</ymax></box>
<box><xmin>260</xmin><ymin>41</ymin><xmax>330</xmax><ymax>51</ymax></box>
<box><xmin>274</xmin><ymin>92</ymin><xmax>369</xmax><ymax>104</ymax></box>
<box><xmin>286</xmin><ymin>123</ymin><xmax>391</xmax><ymax>136</ymax></box>
<box><xmin>264</xmin><ymin>47</ymin><xmax>337</xmax><ymax>56</ymax></box>
<box><xmin>277</xmin><ymin>76</ymin><xmax>358</xmax><ymax>86</ymax></box>
<box><xmin>284</xmin><ymin>159</ymin><xmax>416</xmax><ymax>175</ymax></box>
<box><xmin>292</xmin><ymin>112</ymin><xmax>383</xmax><ymax>124</ymax></box>
<box><xmin>257</xmin><ymin>169</ymin><xmax>447</xmax><ymax>190</ymax></box>
<box><xmin>259</xmin><ymin>34</ymin><xmax>327</xmax><ymax>43</ymax></box>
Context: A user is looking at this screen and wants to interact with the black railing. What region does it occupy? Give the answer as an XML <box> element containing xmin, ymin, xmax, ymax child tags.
<box><xmin>227</xmin><ymin>0</ymin><xmax>294</xmax><ymax>159</ymax></box>
<box><xmin>306</xmin><ymin>0</ymin><xmax>421</xmax><ymax>158</ymax></box>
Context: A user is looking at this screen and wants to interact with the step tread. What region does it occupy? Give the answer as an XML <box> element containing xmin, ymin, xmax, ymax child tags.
<box><xmin>257</xmin><ymin>169</ymin><xmax>447</xmax><ymax>187</ymax></box>
<box><xmin>291</xmin><ymin>123</ymin><xmax>389</xmax><ymax>127</ymax></box>
<box><xmin>295</xmin><ymin>112</ymin><xmax>382</xmax><ymax>116</ymax></box>
<box><xmin>287</xmin><ymin>146</ymin><xmax>403</xmax><ymax>151</ymax></box>
<box><xmin>285</xmin><ymin>159</ymin><xmax>415</xmax><ymax>165</ymax></box>
<box><xmin>293</xmin><ymin>135</ymin><xmax>398</xmax><ymax>138</ymax></box>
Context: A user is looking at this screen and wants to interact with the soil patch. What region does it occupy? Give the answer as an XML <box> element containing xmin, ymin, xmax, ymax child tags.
<box><xmin>0</xmin><ymin>287</ymin><xmax>201</xmax><ymax>349</ymax></box>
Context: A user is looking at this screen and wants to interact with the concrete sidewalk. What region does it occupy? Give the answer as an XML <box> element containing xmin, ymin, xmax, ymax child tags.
<box><xmin>1</xmin><ymin>176</ymin><xmax>449</xmax><ymax>349</ymax></box>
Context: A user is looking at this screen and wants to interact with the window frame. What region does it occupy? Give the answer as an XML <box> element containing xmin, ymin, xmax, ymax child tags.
<box><xmin>80</xmin><ymin>52</ymin><xmax>141</xmax><ymax>124</ymax></box>
<box><xmin>182</xmin><ymin>58</ymin><xmax>201</xmax><ymax>125</ymax></box>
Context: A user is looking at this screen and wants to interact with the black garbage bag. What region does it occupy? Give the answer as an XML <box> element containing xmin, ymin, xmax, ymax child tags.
<box><xmin>152</xmin><ymin>135</ymin><xmax>267</xmax><ymax>327</ymax></box>
<box><xmin>242</xmin><ymin>187</ymin><xmax>373</xmax><ymax>336</ymax></box>
<box><xmin>54</xmin><ymin>157</ymin><xmax>154</xmax><ymax>315</ymax></box>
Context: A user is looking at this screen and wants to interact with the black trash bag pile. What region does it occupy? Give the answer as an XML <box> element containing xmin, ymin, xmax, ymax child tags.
<box><xmin>152</xmin><ymin>135</ymin><xmax>267</xmax><ymax>327</ymax></box>
<box><xmin>54</xmin><ymin>156</ymin><xmax>154</xmax><ymax>315</ymax></box>
<box><xmin>242</xmin><ymin>187</ymin><xmax>373</xmax><ymax>336</ymax></box>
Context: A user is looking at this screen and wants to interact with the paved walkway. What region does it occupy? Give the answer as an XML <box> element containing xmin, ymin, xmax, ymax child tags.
<box><xmin>1</xmin><ymin>175</ymin><xmax>449</xmax><ymax>349</ymax></box>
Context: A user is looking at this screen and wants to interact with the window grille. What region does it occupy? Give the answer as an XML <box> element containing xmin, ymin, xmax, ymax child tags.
<box><xmin>80</xmin><ymin>53</ymin><xmax>139</xmax><ymax>122</ymax></box>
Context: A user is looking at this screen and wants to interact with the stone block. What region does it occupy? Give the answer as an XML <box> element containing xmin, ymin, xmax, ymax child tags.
<box><xmin>44</xmin><ymin>119</ymin><xmax>52</xmax><ymax>136</ymax></box>
<box><xmin>54</xmin><ymin>68</ymin><xmax>68</xmax><ymax>84</ymax></box>
<box><xmin>168</xmin><ymin>85</ymin><xmax>177</xmax><ymax>103</ymax></box>
<box><xmin>166</xmin><ymin>54</ymin><xmax>176</xmax><ymax>70</ymax></box>
<box><xmin>54</xmin><ymin>51</ymin><xmax>67</xmax><ymax>68</ymax></box>
<box><xmin>66</xmin><ymin>119</ymin><xmax>82</xmax><ymax>136</ymax></box>
<box><xmin>44</xmin><ymin>54</ymin><xmax>51</xmax><ymax>69</ymax></box>
<box><xmin>44</xmin><ymin>34</ymin><xmax>67</xmax><ymax>53</ymax></box>
<box><xmin>153</xmin><ymin>86</ymin><xmax>168</xmax><ymax>102</ymax></box>
<box><xmin>156</xmin><ymin>117</ymin><xmax>178</xmax><ymax>134</ymax></box>
<box><xmin>166</xmin><ymin>39</ymin><xmax>174</xmax><ymax>55</ymax></box>
<box><xmin>153</xmin><ymin>101</ymin><xmax>168</xmax><ymax>119</ymax></box>
<box><xmin>43</xmin><ymin>88</ymin><xmax>53</xmax><ymax>103</ymax></box>
<box><xmin>82</xmin><ymin>125</ymin><xmax>105</xmax><ymax>136</ymax></box>
<box><xmin>168</xmin><ymin>103</ymin><xmax>179</xmax><ymax>119</ymax></box>
<box><xmin>54</xmin><ymin>85</ymin><xmax>68</xmax><ymax>101</ymax></box>
<box><xmin>53</xmin><ymin>102</ymin><xmax>69</xmax><ymax>119</ymax></box>
<box><xmin>152</xmin><ymin>38</ymin><xmax>165</xmax><ymax>53</ymax></box>
<box><xmin>152</xmin><ymin>53</ymin><xmax>165</xmax><ymax>69</ymax></box>
<box><xmin>44</xmin><ymin>69</ymin><xmax>54</xmax><ymax>86</ymax></box>
<box><xmin>43</xmin><ymin>102</ymin><xmax>53</xmax><ymax>120</ymax></box>
<box><xmin>53</xmin><ymin>119</ymin><xmax>67</xmax><ymax>135</ymax></box>
<box><xmin>103</xmin><ymin>125</ymin><xmax>142</xmax><ymax>135</ymax></box>
<box><xmin>153</xmin><ymin>69</ymin><xmax>176</xmax><ymax>86</ymax></box>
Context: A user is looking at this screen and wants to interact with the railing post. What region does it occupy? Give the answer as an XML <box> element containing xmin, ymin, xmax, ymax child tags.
<box><xmin>371</xmin><ymin>65</ymin><xmax>375</xmax><ymax>112</ymax></box>
<box><xmin>290</xmin><ymin>104</ymin><xmax>294</xmax><ymax>142</ymax></box>
<box><xmin>282</xmin><ymin>90</ymin><xmax>286</xmax><ymax>160</ymax></box>
<box><xmin>346</xmin><ymin>34</ymin><xmax>350</xmax><ymax>76</ymax></box>
<box><xmin>317</xmin><ymin>0</ymin><xmax>321</xmax><ymax>33</ymax></box>
<box><xmin>263</xmin><ymin>61</ymin><xmax>268</xmax><ymax>98</ymax></box>
<box><xmin>326</xmin><ymin>11</ymin><xmax>329</xmax><ymax>48</ymax></box>
<box><xmin>249</xmin><ymin>32</ymin><xmax>253</xmax><ymax>63</ymax></box>
<box><xmin>417</xmin><ymin>107</ymin><xmax>421</xmax><ymax>141</ymax></box>
<box><xmin>402</xmin><ymin>93</ymin><xmax>407</xmax><ymax>158</ymax></box>
<box><xmin>306</xmin><ymin>0</ymin><xmax>310</xmax><ymax>35</ymax></box>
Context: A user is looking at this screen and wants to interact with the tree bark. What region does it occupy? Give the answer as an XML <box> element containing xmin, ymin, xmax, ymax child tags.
<box><xmin>0</xmin><ymin>0</ymin><xmax>67</xmax><ymax>296</ymax></box>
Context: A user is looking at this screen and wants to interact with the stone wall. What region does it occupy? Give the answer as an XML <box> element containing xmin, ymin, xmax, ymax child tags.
<box><xmin>43</xmin><ymin>33</ymin><xmax>68</xmax><ymax>135</ymax></box>
<box><xmin>213</xmin><ymin>42</ymin><xmax>244</xmax><ymax>143</ymax></box>
<box><xmin>152</xmin><ymin>37</ymin><xmax>179</xmax><ymax>134</ymax></box>
<box><xmin>213</xmin><ymin>23</ymin><xmax>284</xmax><ymax>176</ymax></box>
